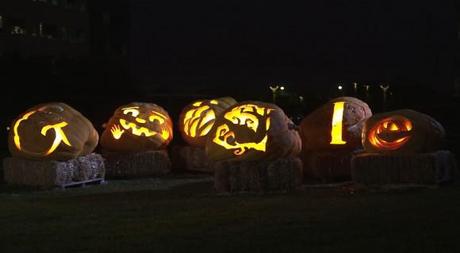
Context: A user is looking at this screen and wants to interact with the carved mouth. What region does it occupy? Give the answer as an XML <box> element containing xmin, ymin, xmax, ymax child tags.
<box><xmin>376</xmin><ymin>131</ymin><xmax>411</xmax><ymax>143</ymax></box>
<box><xmin>120</xmin><ymin>119</ymin><xmax>157</xmax><ymax>137</ymax></box>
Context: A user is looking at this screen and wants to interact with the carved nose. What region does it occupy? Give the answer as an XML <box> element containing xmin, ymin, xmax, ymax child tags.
<box><xmin>136</xmin><ymin>118</ymin><xmax>146</xmax><ymax>123</ymax></box>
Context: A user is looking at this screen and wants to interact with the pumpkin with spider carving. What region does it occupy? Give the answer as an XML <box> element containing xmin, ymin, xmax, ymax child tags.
<box><xmin>205</xmin><ymin>101</ymin><xmax>301</xmax><ymax>161</ymax></box>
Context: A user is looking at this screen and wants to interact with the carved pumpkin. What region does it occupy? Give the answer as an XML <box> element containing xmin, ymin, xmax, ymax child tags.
<box><xmin>205</xmin><ymin>101</ymin><xmax>301</xmax><ymax>161</ymax></box>
<box><xmin>100</xmin><ymin>102</ymin><xmax>173</xmax><ymax>152</ymax></box>
<box><xmin>8</xmin><ymin>103</ymin><xmax>99</xmax><ymax>161</ymax></box>
<box><xmin>300</xmin><ymin>97</ymin><xmax>372</xmax><ymax>151</ymax></box>
<box><xmin>362</xmin><ymin>109</ymin><xmax>445</xmax><ymax>153</ymax></box>
<box><xmin>179</xmin><ymin>97</ymin><xmax>237</xmax><ymax>147</ymax></box>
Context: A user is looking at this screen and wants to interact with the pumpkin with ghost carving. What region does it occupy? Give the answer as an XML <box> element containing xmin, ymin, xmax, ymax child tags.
<box><xmin>300</xmin><ymin>97</ymin><xmax>372</xmax><ymax>152</ymax></box>
<box><xmin>100</xmin><ymin>102</ymin><xmax>173</xmax><ymax>152</ymax></box>
<box><xmin>179</xmin><ymin>97</ymin><xmax>237</xmax><ymax>147</ymax></box>
<box><xmin>205</xmin><ymin>101</ymin><xmax>301</xmax><ymax>161</ymax></box>
<box><xmin>362</xmin><ymin>109</ymin><xmax>445</xmax><ymax>153</ymax></box>
<box><xmin>8</xmin><ymin>102</ymin><xmax>99</xmax><ymax>161</ymax></box>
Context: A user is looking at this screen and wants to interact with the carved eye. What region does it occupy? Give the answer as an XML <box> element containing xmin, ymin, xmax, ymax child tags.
<box><xmin>149</xmin><ymin>111</ymin><xmax>166</xmax><ymax>124</ymax></box>
<box><xmin>122</xmin><ymin>108</ymin><xmax>140</xmax><ymax>117</ymax></box>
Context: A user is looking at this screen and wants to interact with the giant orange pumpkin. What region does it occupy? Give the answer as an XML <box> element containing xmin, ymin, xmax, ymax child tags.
<box><xmin>362</xmin><ymin>109</ymin><xmax>445</xmax><ymax>153</ymax></box>
<box><xmin>179</xmin><ymin>97</ymin><xmax>236</xmax><ymax>147</ymax></box>
<box><xmin>300</xmin><ymin>97</ymin><xmax>372</xmax><ymax>151</ymax></box>
<box><xmin>100</xmin><ymin>102</ymin><xmax>173</xmax><ymax>152</ymax></box>
<box><xmin>8</xmin><ymin>102</ymin><xmax>99</xmax><ymax>161</ymax></box>
<box><xmin>205</xmin><ymin>101</ymin><xmax>301</xmax><ymax>161</ymax></box>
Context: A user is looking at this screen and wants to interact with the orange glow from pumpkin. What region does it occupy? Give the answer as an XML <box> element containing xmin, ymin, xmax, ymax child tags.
<box><xmin>13</xmin><ymin>110</ymin><xmax>72</xmax><ymax>155</ymax></box>
<box><xmin>112</xmin><ymin>108</ymin><xmax>170</xmax><ymax>140</ymax></box>
<box><xmin>213</xmin><ymin>104</ymin><xmax>273</xmax><ymax>156</ymax></box>
<box><xmin>41</xmin><ymin>122</ymin><xmax>72</xmax><ymax>155</ymax></box>
<box><xmin>368</xmin><ymin>116</ymin><xmax>413</xmax><ymax>150</ymax></box>
<box><xmin>13</xmin><ymin>111</ymin><xmax>36</xmax><ymax>150</ymax></box>
<box><xmin>111</xmin><ymin>125</ymin><xmax>124</xmax><ymax>140</ymax></box>
<box><xmin>183</xmin><ymin>101</ymin><xmax>217</xmax><ymax>138</ymax></box>
<box><xmin>330</xmin><ymin>101</ymin><xmax>347</xmax><ymax>145</ymax></box>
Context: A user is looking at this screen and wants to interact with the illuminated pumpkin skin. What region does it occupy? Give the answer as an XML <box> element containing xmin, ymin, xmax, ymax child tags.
<box><xmin>362</xmin><ymin>109</ymin><xmax>445</xmax><ymax>154</ymax></box>
<box><xmin>178</xmin><ymin>97</ymin><xmax>237</xmax><ymax>147</ymax></box>
<box><xmin>100</xmin><ymin>102</ymin><xmax>173</xmax><ymax>152</ymax></box>
<box><xmin>7</xmin><ymin>103</ymin><xmax>99</xmax><ymax>161</ymax></box>
<box><xmin>205</xmin><ymin>101</ymin><xmax>301</xmax><ymax>161</ymax></box>
<box><xmin>300</xmin><ymin>97</ymin><xmax>372</xmax><ymax>152</ymax></box>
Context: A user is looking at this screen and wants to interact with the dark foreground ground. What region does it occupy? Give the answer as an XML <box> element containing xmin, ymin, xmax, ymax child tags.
<box><xmin>0</xmin><ymin>175</ymin><xmax>459</xmax><ymax>253</ymax></box>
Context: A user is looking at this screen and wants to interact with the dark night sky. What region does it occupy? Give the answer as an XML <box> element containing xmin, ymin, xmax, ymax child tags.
<box><xmin>130</xmin><ymin>0</ymin><xmax>457</xmax><ymax>92</ymax></box>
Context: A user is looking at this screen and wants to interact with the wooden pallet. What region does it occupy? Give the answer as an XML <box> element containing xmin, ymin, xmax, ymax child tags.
<box><xmin>59</xmin><ymin>178</ymin><xmax>106</xmax><ymax>189</ymax></box>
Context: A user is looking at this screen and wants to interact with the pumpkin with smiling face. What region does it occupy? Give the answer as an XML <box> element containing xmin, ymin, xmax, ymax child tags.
<box><xmin>8</xmin><ymin>102</ymin><xmax>99</xmax><ymax>161</ymax></box>
<box><xmin>205</xmin><ymin>101</ymin><xmax>301</xmax><ymax>161</ymax></box>
<box><xmin>362</xmin><ymin>109</ymin><xmax>445</xmax><ymax>154</ymax></box>
<box><xmin>179</xmin><ymin>97</ymin><xmax>237</xmax><ymax>147</ymax></box>
<box><xmin>100</xmin><ymin>102</ymin><xmax>173</xmax><ymax>152</ymax></box>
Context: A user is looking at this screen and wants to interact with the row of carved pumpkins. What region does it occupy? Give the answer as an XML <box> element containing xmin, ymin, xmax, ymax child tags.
<box><xmin>7</xmin><ymin>96</ymin><xmax>445</xmax><ymax>161</ymax></box>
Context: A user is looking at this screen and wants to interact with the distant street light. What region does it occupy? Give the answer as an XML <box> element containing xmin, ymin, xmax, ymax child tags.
<box><xmin>338</xmin><ymin>85</ymin><xmax>343</xmax><ymax>90</ymax></box>
<box><xmin>280</xmin><ymin>86</ymin><xmax>285</xmax><ymax>91</ymax></box>
<box><xmin>269</xmin><ymin>85</ymin><xmax>280</xmax><ymax>103</ymax></box>
<box><xmin>380</xmin><ymin>84</ymin><xmax>390</xmax><ymax>112</ymax></box>
<box><xmin>353</xmin><ymin>82</ymin><xmax>358</xmax><ymax>95</ymax></box>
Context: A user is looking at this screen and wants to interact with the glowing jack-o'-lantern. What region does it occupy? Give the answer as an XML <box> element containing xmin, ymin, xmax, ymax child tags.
<box><xmin>206</xmin><ymin>101</ymin><xmax>301</xmax><ymax>161</ymax></box>
<box><xmin>362</xmin><ymin>109</ymin><xmax>445</xmax><ymax>153</ymax></box>
<box><xmin>7</xmin><ymin>103</ymin><xmax>99</xmax><ymax>161</ymax></box>
<box><xmin>300</xmin><ymin>97</ymin><xmax>372</xmax><ymax>151</ymax></box>
<box><xmin>100</xmin><ymin>102</ymin><xmax>173</xmax><ymax>152</ymax></box>
<box><xmin>367</xmin><ymin>116</ymin><xmax>413</xmax><ymax>151</ymax></box>
<box><xmin>179</xmin><ymin>97</ymin><xmax>236</xmax><ymax>147</ymax></box>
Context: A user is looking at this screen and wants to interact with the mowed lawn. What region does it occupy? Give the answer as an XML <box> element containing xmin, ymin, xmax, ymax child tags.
<box><xmin>1</xmin><ymin>177</ymin><xmax>459</xmax><ymax>253</ymax></box>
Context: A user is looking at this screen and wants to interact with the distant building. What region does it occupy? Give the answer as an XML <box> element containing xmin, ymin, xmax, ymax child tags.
<box><xmin>87</xmin><ymin>0</ymin><xmax>129</xmax><ymax>59</ymax></box>
<box><xmin>0</xmin><ymin>0</ymin><xmax>88</xmax><ymax>59</ymax></box>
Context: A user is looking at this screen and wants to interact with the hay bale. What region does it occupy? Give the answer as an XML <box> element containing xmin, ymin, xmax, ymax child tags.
<box><xmin>213</xmin><ymin>157</ymin><xmax>303</xmax><ymax>193</ymax></box>
<box><xmin>302</xmin><ymin>151</ymin><xmax>354</xmax><ymax>182</ymax></box>
<box><xmin>103</xmin><ymin>150</ymin><xmax>171</xmax><ymax>178</ymax></box>
<box><xmin>351</xmin><ymin>150</ymin><xmax>457</xmax><ymax>185</ymax></box>
<box><xmin>3</xmin><ymin>153</ymin><xmax>105</xmax><ymax>188</ymax></box>
<box><xmin>178</xmin><ymin>146</ymin><xmax>211</xmax><ymax>172</ymax></box>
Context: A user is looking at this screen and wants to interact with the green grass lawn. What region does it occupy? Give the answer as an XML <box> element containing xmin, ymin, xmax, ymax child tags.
<box><xmin>1</xmin><ymin>177</ymin><xmax>460</xmax><ymax>253</ymax></box>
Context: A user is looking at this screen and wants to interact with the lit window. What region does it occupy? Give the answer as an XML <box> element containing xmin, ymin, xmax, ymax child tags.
<box><xmin>11</xmin><ymin>26</ymin><xmax>26</xmax><ymax>35</ymax></box>
<box><xmin>8</xmin><ymin>18</ymin><xmax>26</xmax><ymax>35</ymax></box>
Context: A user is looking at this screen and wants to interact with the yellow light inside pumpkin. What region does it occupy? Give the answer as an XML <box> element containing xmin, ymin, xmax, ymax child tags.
<box><xmin>183</xmin><ymin>104</ymin><xmax>216</xmax><ymax>137</ymax></box>
<box><xmin>120</xmin><ymin>119</ymin><xmax>156</xmax><ymax>137</ymax></box>
<box><xmin>149</xmin><ymin>111</ymin><xmax>166</xmax><ymax>124</ymax></box>
<box><xmin>111</xmin><ymin>125</ymin><xmax>125</xmax><ymax>140</ymax></box>
<box><xmin>330</xmin><ymin>101</ymin><xmax>347</xmax><ymax>145</ymax></box>
<box><xmin>161</xmin><ymin>129</ymin><xmax>170</xmax><ymax>140</ymax></box>
<box><xmin>13</xmin><ymin>110</ymin><xmax>72</xmax><ymax>155</ymax></box>
<box><xmin>213</xmin><ymin>124</ymin><xmax>268</xmax><ymax>155</ymax></box>
<box><xmin>13</xmin><ymin>111</ymin><xmax>36</xmax><ymax>150</ymax></box>
<box><xmin>213</xmin><ymin>104</ymin><xmax>274</xmax><ymax>156</ymax></box>
<box><xmin>41</xmin><ymin>122</ymin><xmax>72</xmax><ymax>155</ymax></box>
<box><xmin>122</xmin><ymin>107</ymin><xmax>140</xmax><ymax>117</ymax></box>
<box><xmin>368</xmin><ymin>117</ymin><xmax>413</xmax><ymax>150</ymax></box>
<box><xmin>223</xmin><ymin>104</ymin><xmax>273</xmax><ymax>133</ymax></box>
